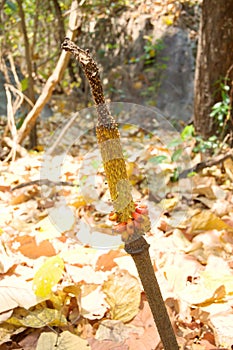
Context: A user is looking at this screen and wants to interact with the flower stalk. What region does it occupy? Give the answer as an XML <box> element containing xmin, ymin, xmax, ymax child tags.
<box><xmin>61</xmin><ymin>38</ymin><xmax>179</xmax><ymax>350</ymax></box>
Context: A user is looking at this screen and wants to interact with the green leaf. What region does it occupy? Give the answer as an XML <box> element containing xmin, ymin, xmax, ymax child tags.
<box><xmin>171</xmin><ymin>148</ymin><xmax>183</xmax><ymax>162</ymax></box>
<box><xmin>149</xmin><ymin>155</ymin><xmax>168</xmax><ymax>164</ymax></box>
<box><xmin>223</xmin><ymin>84</ymin><xmax>230</xmax><ymax>91</ymax></box>
<box><xmin>170</xmin><ymin>167</ymin><xmax>180</xmax><ymax>182</ymax></box>
<box><xmin>167</xmin><ymin>138</ymin><xmax>182</xmax><ymax>148</ymax></box>
<box><xmin>181</xmin><ymin>125</ymin><xmax>194</xmax><ymax>140</ymax></box>
<box><xmin>20</xmin><ymin>78</ymin><xmax>28</xmax><ymax>92</ymax></box>
<box><xmin>210</xmin><ymin>110</ymin><xmax>218</xmax><ymax>117</ymax></box>
<box><xmin>212</xmin><ymin>101</ymin><xmax>222</xmax><ymax>109</ymax></box>
<box><xmin>6</xmin><ymin>0</ymin><xmax>17</xmax><ymax>12</ymax></box>
<box><xmin>187</xmin><ymin>171</ymin><xmax>196</xmax><ymax>177</ymax></box>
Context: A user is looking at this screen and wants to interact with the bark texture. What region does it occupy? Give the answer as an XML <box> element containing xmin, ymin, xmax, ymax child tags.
<box><xmin>194</xmin><ymin>0</ymin><xmax>233</xmax><ymax>138</ymax></box>
<box><xmin>16</xmin><ymin>0</ymin><xmax>80</xmax><ymax>145</ymax></box>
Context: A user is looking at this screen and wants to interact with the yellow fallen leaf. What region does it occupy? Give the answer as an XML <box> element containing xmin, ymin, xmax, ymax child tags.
<box><xmin>192</xmin><ymin>175</ymin><xmax>217</xmax><ymax>199</ymax></box>
<box><xmin>33</xmin><ymin>256</ymin><xmax>64</xmax><ymax>298</ymax></box>
<box><xmin>190</xmin><ymin>210</ymin><xmax>233</xmax><ymax>232</ymax></box>
<box><xmin>102</xmin><ymin>270</ymin><xmax>141</xmax><ymax>323</ymax></box>
<box><xmin>224</xmin><ymin>157</ymin><xmax>233</xmax><ymax>182</ymax></box>
<box><xmin>200</xmin><ymin>256</ymin><xmax>233</xmax><ymax>294</ymax></box>
<box><xmin>59</xmin><ymin>247</ymin><xmax>96</xmax><ymax>265</ymax></box>
<box><xmin>162</xmin><ymin>15</ymin><xmax>174</xmax><ymax>25</ymax></box>
<box><xmin>7</xmin><ymin>308</ymin><xmax>66</xmax><ymax>328</ymax></box>
<box><xmin>159</xmin><ymin>196</ymin><xmax>179</xmax><ymax>211</ymax></box>
<box><xmin>178</xmin><ymin>283</ymin><xmax>226</xmax><ymax>306</ymax></box>
<box><xmin>201</xmin><ymin>270</ymin><xmax>233</xmax><ymax>295</ymax></box>
<box><xmin>69</xmin><ymin>195</ymin><xmax>86</xmax><ymax>208</ymax></box>
<box><xmin>33</xmin><ymin>206</ymin><xmax>75</xmax><ymax>242</ymax></box>
<box><xmin>33</xmin><ymin>216</ymin><xmax>62</xmax><ymax>241</ymax></box>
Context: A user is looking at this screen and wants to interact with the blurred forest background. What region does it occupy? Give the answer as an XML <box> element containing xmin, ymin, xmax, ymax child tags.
<box><xmin>0</xmin><ymin>0</ymin><xmax>200</xmax><ymax>151</ymax></box>
<box><xmin>0</xmin><ymin>0</ymin><xmax>232</xmax><ymax>152</ymax></box>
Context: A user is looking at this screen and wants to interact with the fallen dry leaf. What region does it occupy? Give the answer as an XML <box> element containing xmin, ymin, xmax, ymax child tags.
<box><xmin>95</xmin><ymin>250</ymin><xmax>123</xmax><ymax>271</ymax></box>
<box><xmin>65</xmin><ymin>264</ymin><xmax>106</xmax><ymax>284</ymax></box>
<box><xmin>88</xmin><ymin>337</ymin><xmax>128</xmax><ymax>350</ymax></box>
<box><xmin>102</xmin><ymin>270</ymin><xmax>141</xmax><ymax>323</ymax></box>
<box><xmin>224</xmin><ymin>157</ymin><xmax>233</xmax><ymax>182</ymax></box>
<box><xmin>7</xmin><ymin>307</ymin><xmax>67</xmax><ymax>328</ymax></box>
<box><xmin>0</xmin><ymin>323</ymin><xmax>26</xmax><ymax>346</ymax></box>
<box><xmin>0</xmin><ymin>276</ymin><xmax>44</xmax><ymax>313</ymax></box>
<box><xmin>95</xmin><ymin>319</ymin><xmax>139</xmax><ymax>343</ymax></box>
<box><xmin>0</xmin><ymin>185</ymin><xmax>11</xmax><ymax>192</ymax></box>
<box><xmin>189</xmin><ymin>210</ymin><xmax>233</xmax><ymax>233</ymax></box>
<box><xmin>210</xmin><ymin>313</ymin><xmax>233</xmax><ymax>348</ymax></box>
<box><xmin>126</xmin><ymin>300</ymin><xmax>160</xmax><ymax>350</ymax></box>
<box><xmin>60</xmin><ymin>246</ymin><xmax>97</xmax><ymax>265</ymax></box>
<box><xmin>81</xmin><ymin>286</ymin><xmax>108</xmax><ymax>320</ymax></box>
<box><xmin>10</xmin><ymin>235</ymin><xmax>56</xmax><ymax>259</ymax></box>
<box><xmin>36</xmin><ymin>330</ymin><xmax>90</xmax><ymax>350</ymax></box>
<box><xmin>18</xmin><ymin>329</ymin><xmax>42</xmax><ymax>350</ymax></box>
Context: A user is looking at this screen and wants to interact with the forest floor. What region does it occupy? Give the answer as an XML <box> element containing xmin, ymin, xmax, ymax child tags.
<box><xmin>1</xmin><ymin>110</ymin><xmax>233</xmax><ymax>350</ymax></box>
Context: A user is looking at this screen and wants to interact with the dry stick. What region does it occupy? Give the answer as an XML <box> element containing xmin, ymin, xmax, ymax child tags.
<box><xmin>61</xmin><ymin>38</ymin><xmax>179</xmax><ymax>350</ymax></box>
<box><xmin>11</xmin><ymin>179</ymin><xmax>75</xmax><ymax>191</ymax></box>
<box><xmin>179</xmin><ymin>148</ymin><xmax>233</xmax><ymax>178</ymax></box>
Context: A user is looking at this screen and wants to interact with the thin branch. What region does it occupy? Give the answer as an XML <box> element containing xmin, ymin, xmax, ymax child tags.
<box><xmin>179</xmin><ymin>149</ymin><xmax>233</xmax><ymax>178</ymax></box>
<box><xmin>4</xmin><ymin>85</ymin><xmax>18</xmax><ymax>162</ymax></box>
<box><xmin>11</xmin><ymin>179</ymin><xmax>76</xmax><ymax>191</ymax></box>
<box><xmin>3</xmin><ymin>137</ymin><xmax>28</xmax><ymax>159</ymax></box>
<box><xmin>47</xmin><ymin>111</ymin><xmax>78</xmax><ymax>155</ymax></box>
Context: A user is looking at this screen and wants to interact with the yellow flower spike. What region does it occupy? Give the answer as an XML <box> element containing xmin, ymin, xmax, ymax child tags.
<box><xmin>62</xmin><ymin>38</ymin><xmax>136</xmax><ymax>227</ymax></box>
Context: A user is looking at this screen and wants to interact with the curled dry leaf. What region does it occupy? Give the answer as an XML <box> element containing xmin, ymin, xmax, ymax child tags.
<box><xmin>102</xmin><ymin>270</ymin><xmax>141</xmax><ymax>323</ymax></box>
<box><xmin>188</xmin><ymin>210</ymin><xmax>233</xmax><ymax>233</ymax></box>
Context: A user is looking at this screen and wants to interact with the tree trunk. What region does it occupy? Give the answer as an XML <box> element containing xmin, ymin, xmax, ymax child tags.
<box><xmin>17</xmin><ymin>0</ymin><xmax>37</xmax><ymax>148</ymax></box>
<box><xmin>194</xmin><ymin>0</ymin><xmax>233</xmax><ymax>139</ymax></box>
<box><xmin>52</xmin><ymin>0</ymin><xmax>77</xmax><ymax>84</ymax></box>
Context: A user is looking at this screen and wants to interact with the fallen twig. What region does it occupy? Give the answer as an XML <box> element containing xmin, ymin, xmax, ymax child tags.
<box><xmin>11</xmin><ymin>179</ymin><xmax>76</xmax><ymax>191</ymax></box>
<box><xmin>179</xmin><ymin>149</ymin><xmax>233</xmax><ymax>178</ymax></box>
